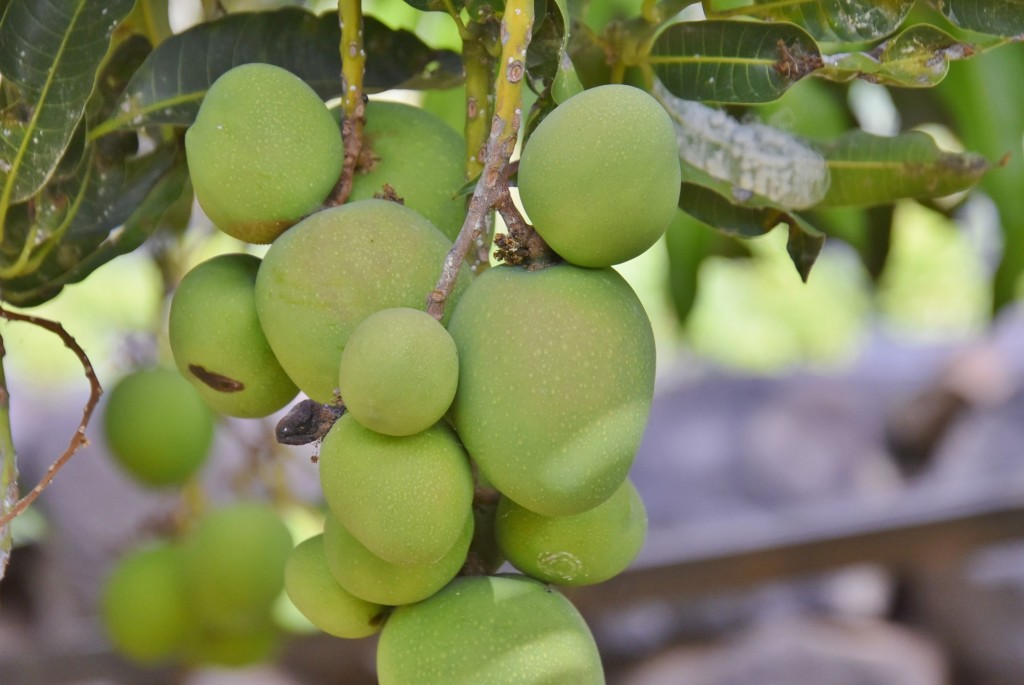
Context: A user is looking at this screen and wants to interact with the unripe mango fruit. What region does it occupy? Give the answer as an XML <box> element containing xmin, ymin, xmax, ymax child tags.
<box><xmin>182</xmin><ymin>503</ymin><xmax>293</xmax><ymax>632</ymax></box>
<box><xmin>101</xmin><ymin>543</ymin><xmax>192</xmax><ymax>663</ymax></box>
<box><xmin>517</xmin><ymin>84</ymin><xmax>680</xmax><ymax>267</ymax></box>
<box><xmin>254</xmin><ymin>199</ymin><xmax>464</xmax><ymax>403</ymax></box>
<box><xmin>377</xmin><ymin>575</ymin><xmax>604</xmax><ymax>685</ymax></box>
<box><xmin>349</xmin><ymin>101</ymin><xmax>467</xmax><ymax>240</ymax></box>
<box><xmin>169</xmin><ymin>253</ymin><xmax>298</xmax><ymax>418</ymax></box>
<box><xmin>448</xmin><ymin>264</ymin><xmax>655</xmax><ymax>516</ymax></box>
<box><xmin>338</xmin><ymin>307</ymin><xmax>458</xmax><ymax>437</ymax></box>
<box><xmin>283</xmin><ymin>534</ymin><xmax>387</xmax><ymax>638</ymax></box>
<box><xmin>496</xmin><ymin>477</ymin><xmax>647</xmax><ymax>586</ymax></box>
<box><xmin>103</xmin><ymin>367</ymin><xmax>215</xmax><ymax>487</ymax></box>
<box><xmin>322</xmin><ymin>511</ymin><xmax>472</xmax><ymax>606</ymax></box>
<box><xmin>186</xmin><ymin>63</ymin><xmax>343</xmax><ymax>243</ymax></box>
<box><xmin>318</xmin><ymin>415</ymin><xmax>474</xmax><ymax>566</ymax></box>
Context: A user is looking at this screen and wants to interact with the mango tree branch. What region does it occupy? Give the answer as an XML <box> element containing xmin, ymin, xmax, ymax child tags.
<box><xmin>327</xmin><ymin>0</ymin><xmax>367</xmax><ymax>206</ymax></box>
<box><xmin>0</xmin><ymin>307</ymin><xmax>102</xmax><ymax>532</ymax></box>
<box><xmin>427</xmin><ymin>0</ymin><xmax>534</xmax><ymax>321</ymax></box>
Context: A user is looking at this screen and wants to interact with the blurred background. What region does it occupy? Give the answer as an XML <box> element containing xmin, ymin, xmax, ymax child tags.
<box><xmin>3</xmin><ymin>1</ymin><xmax>1024</xmax><ymax>684</ymax></box>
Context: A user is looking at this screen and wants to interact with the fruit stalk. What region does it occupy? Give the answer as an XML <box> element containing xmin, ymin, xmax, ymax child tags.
<box><xmin>329</xmin><ymin>0</ymin><xmax>367</xmax><ymax>206</ymax></box>
<box><xmin>427</xmin><ymin>0</ymin><xmax>534</xmax><ymax>321</ymax></box>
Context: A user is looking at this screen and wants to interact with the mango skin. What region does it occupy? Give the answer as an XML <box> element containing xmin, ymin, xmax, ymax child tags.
<box><xmin>448</xmin><ymin>264</ymin><xmax>655</xmax><ymax>516</ymax></box>
<box><xmin>322</xmin><ymin>511</ymin><xmax>472</xmax><ymax>606</ymax></box>
<box><xmin>338</xmin><ymin>307</ymin><xmax>458</xmax><ymax>436</ymax></box>
<box><xmin>517</xmin><ymin>84</ymin><xmax>681</xmax><ymax>267</ymax></box>
<box><xmin>284</xmin><ymin>534</ymin><xmax>387</xmax><ymax>638</ymax></box>
<box><xmin>103</xmin><ymin>367</ymin><xmax>215</xmax><ymax>487</ymax></box>
<box><xmin>377</xmin><ymin>575</ymin><xmax>605</xmax><ymax>685</ymax></box>
<box><xmin>186</xmin><ymin>63</ymin><xmax>343</xmax><ymax>243</ymax></box>
<box><xmin>350</xmin><ymin>101</ymin><xmax>466</xmax><ymax>240</ymax></box>
<box><xmin>101</xmin><ymin>543</ymin><xmax>192</xmax><ymax>664</ymax></box>
<box><xmin>169</xmin><ymin>253</ymin><xmax>298</xmax><ymax>418</ymax></box>
<box><xmin>318</xmin><ymin>415</ymin><xmax>474</xmax><ymax>566</ymax></box>
<box><xmin>254</xmin><ymin>199</ymin><xmax>464</xmax><ymax>403</ymax></box>
<box><xmin>496</xmin><ymin>478</ymin><xmax>647</xmax><ymax>586</ymax></box>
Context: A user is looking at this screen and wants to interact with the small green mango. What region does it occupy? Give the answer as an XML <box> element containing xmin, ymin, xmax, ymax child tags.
<box><xmin>496</xmin><ymin>478</ymin><xmax>647</xmax><ymax>586</ymax></box>
<box><xmin>350</xmin><ymin>101</ymin><xmax>466</xmax><ymax>240</ymax></box>
<box><xmin>254</xmin><ymin>199</ymin><xmax>464</xmax><ymax>403</ymax></box>
<box><xmin>517</xmin><ymin>84</ymin><xmax>680</xmax><ymax>267</ymax></box>
<box><xmin>338</xmin><ymin>307</ymin><xmax>458</xmax><ymax>436</ymax></box>
<box><xmin>377</xmin><ymin>575</ymin><xmax>605</xmax><ymax>685</ymax></box>
<box><xmin>284</xmin><ymin>534</ymin><xmax>387</xmax><ymax>638</ymax></box>
<box><xmin>448</xmin><ymin>264</ymin><xmax>655</xmax><ymax>516</ymax></box>
<box><xmin>169</xmin><ymin>253</ymin><xmax>298</xmax><ymax>418</ymax></box>
<box><xmin>185</xmin><ymin>63</ymin><xmax>343</xmax><ymax>243</ymax></box>
<box><xmin>322</xmin><ymin>511</ymin><xmax>472</xmax><ymax>606</ymax></box>
<box><xmin>318</xmin><ymin>415</ymin><xmax>474</xmax><ymax>566</ymax></box>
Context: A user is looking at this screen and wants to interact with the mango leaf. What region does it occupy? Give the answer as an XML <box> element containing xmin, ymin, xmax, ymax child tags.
<box><xmin>927</xmin><ymin>0</ymin><xmax>1024</xmax><ymax>36</ymax></box>
<box><xmin>815</xmin><ymin>129</ymin><xmax>989</xmax><ymax>207</ymax></box>
<box><xmin>0</xmin><ymin>0</ymin><xmax>135</xmax><ymax>206</ymax></box>
<box><xmin>401</xmin><ymin>0</ymin><xmax>448</xmax><ymax>10</ymax></box>
<box><xmin>648</xmin><ymin>20</ymin><xmax>823</xmax><ymax>104</ymax></box>
<box><xmin>90</xmin><ymin>8</ymin><xmax>462</xmax><ymax>137</ymax></box>
<box><xmin>656</xmin><ymin>82</ymin><xmax>831</xmax><ymax>209</ymax></box>
<box><xmin>679</xmin><ymin>181</ymin><xmax>825</xmax><ymax>281</ymax></box>
<box><xmin>525</xmin><ymin>0</ymin><xmax>583</xmax><ymax>103</ymax></box>
<box><xmin>0</xmin><ymin>145</ymin><xmax>185</xmax><ymax>306</ymax></box>
<box><xmin>703</xmin><ymin>0</ymin><xmax>914</xmax><ymax>43</ymax></box>
<box><xmin>549</xmin><ymin>0</ymin><xmax>583</xmax><ymax>103</ymax></box>
<box><xmin>819</xmin><ymin>24</ymin><xmax>976</xmax><ymax>87</ymax></box>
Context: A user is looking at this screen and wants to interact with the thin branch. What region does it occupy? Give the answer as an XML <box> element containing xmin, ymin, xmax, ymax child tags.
<box><xmin>0</xmin><ymin>306</ymin><xmax>102</xmax><ymax>529</ymax></box>
<box><xmin>326</xmin><ymin>0</ymin><xmax>367</xmax><ymax>207</ymax></box>
<box><xmin>426</xmin><ymin>0</ymin><xmax>535</xmax><ymax>321</ymax></box>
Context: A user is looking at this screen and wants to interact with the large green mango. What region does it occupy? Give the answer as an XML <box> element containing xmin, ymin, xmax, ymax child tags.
<box><xmin>448</xmin><ymin>264</ymin><xmax>655</xmax><ymax>516</ymax></box>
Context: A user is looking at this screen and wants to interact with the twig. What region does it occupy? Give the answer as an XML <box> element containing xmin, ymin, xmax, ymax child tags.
<box><xmin>0</xmin><ymin>306</ymin><xmax>102</xmax><ymax>529</ymax></box>
<box><xmin>326</xmin><ymin>0</ymin><xmax>367</xmax><ymax>207</ymax></box>
<box><xmin>426</xmin><ymin>0</ymin><xmax>535</xmax><ymax>321</ymax></box>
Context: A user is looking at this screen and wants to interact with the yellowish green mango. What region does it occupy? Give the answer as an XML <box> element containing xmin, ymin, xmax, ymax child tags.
<box><xmin>517</xmin><ymin>84</ymin><xmax>680</xmax><ymax>267</ymax></box>
<box><xmin>185</xmin><ymin>63</ymin><xmax>343</xmax><ymax>243</ymax></box>
<box><xmin>377</xmin><ymin>575</ymin><xmax>604</xmax><ymax>685</ymax></box>
<box><xmin>254</xmin><ymin>199</ymin><xmax>464</xmax><ymax>403</ymax></box>
<box><xmin>448</xmin><ymin>264</ymin><xmax>655</xmax><ymax>516</ymax></box>
<box><xmin>169</xmin><ymin>253</ymin><xmax>298</xmax><ymax>418</ymax></box>
<box><xmin>496</xmin><ymin>478</ymin><xmax>647</xmax><ymax>586</ymax></box>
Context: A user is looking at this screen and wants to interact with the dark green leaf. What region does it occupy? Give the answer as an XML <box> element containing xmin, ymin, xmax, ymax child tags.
<box><xmin>818</xmin><ymin>24</ymin><xmax>975</xmax><ymax>87</ymax></box>
<box><xmin>0</xmin><ymin>145</ymin><xmax>185</xmax><ymax>306</ymax></box>
<box><xmin>90</xmin><ymin>8</ymin><xmax>462</xmax><ymax>136</ymax></box>
<box><xmin>927</xmin><ymin>0</ymin><xmax>1024</xmax><ymax>36</ymax></box>
<box><xmin>704</xmin><ymin>0</ymin><xmax>914</xmax><ymax>43</ymax></box>
<box><xmin>664</xmin><ymin>209</ymin><xmax>718</xmax><ymax>324</ymax></box>
<box><xmin>0</xmin><ymin>0</ymin><xmax>135</xmax><ymax>204</ymax></box>
<box><xmin>402</xmin><ymin>0</ymin><xmax>449</xmax><ymax>10</ymax></box>
<box><xmin>815</xmin><ymin>129</ymin><xmax>989</xmax><ymax>207</ymax></box>
<box><xmin>648</xmin><ymin>20</ymin><xmax>823</xmax><ymax>104</ymax></box>
<box><xmin>678</xmin><ymin>181</ymin><xmax>825</xmax><ymax>281</ymax></box>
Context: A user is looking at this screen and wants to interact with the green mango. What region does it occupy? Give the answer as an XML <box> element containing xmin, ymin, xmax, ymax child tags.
<box><xmin>517</xmin><ymin>84</ymin><xmax>680</xmax><ymax>267</ymax></box>
<box><xmin>284</xmin><ymin>534</ymin><xmax>387</xmax><ymax>638</ymax></box>
<box><xmin>186</xmin><ymin>63</ymin><xmax>343</xmax><ymax>243</ymax></box>
<box><xmin>448</xmin><ymin>264</ymin><xmax>655</xmax><ymax>516</ymax></box>
<box><xmin>254</xmin><ymin>199</ymin><xmax>464</xmax><ymax>403</ymax></box>
<box><xmin>350</xmin><ymin>100</ymin><xmax>467</xmax><ymax>240</ymax></box>
<box><xmin>103</xmin><ymin>367</ymin><xmax>215</xmax><ymax>487</ymax></box>
<box><xmin>169</xmin><ymin>253</ymin><xmax>298</xmax><ymax>418</ymax></box>
<box><xmin>322</xmin><ymin>511</ymin><xmax>472</xmax><ymax>606</ymax></box>
<box><xmin>377</xmin><ymin>575</ymin><xmax>604</xmax><ymax>685</ymax></box>
<box><xmin>318</xmin><ymin>415</ymin><xmax>474</xmax><ymax>566</ymax></box>
<box><xmin>496</xmin><ymin>477</ymin><xmax>647</xmax><ymax>586</ymax></box>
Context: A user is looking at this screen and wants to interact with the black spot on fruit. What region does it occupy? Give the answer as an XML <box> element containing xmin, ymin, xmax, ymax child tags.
<box><xmin>189</xmin><ymin>365</ymin><xmax>244</xmax><ymax>393</ymax></box>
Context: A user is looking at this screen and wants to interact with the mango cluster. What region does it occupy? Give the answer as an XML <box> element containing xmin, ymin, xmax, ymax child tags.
<box><xmin>101</xmin><ymin>503</ymin><xmax>293</xmax><ymax>667</ymax></box>
<box><xmin>106</xmin><ymin>63</ymin><xmax>677</xmax><ymax>683</ymax></box>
